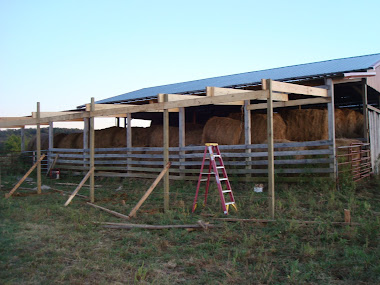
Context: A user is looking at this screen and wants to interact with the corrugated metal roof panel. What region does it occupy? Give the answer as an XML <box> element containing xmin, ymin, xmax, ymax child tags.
<box><xmin>96</xmin><ymin>53</ymin><xmax>380</xmax><ymax>104</ymax></box>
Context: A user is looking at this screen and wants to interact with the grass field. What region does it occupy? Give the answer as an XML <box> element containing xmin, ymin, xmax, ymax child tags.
<box><xmin>1</xmin><ymin>171</ymin><xmax>379</xmax><ymax>284</ymax></box>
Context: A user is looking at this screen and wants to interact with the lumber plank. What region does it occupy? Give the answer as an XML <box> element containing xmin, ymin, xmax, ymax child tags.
<box><xmin>87</xmin><ymin>203</ymin><xmax>130</xmax><ymax>220</ymax></box>
<box><xmin>5</xmin><ymin>154</ymin><xmax>46</xmax><ymax>198</ymax></box>
<box><xmin>36</xmin><ymin>102</ymin><xmax>42</xmax><ymax>194</ymax></box>
<box><xmin>247</xmin><ymin>97</ymin><xmax>331</xmax><ymax>110</ymax></box>
<box><xmin>64</xmin><ymin>167</ymin><xmax>95</xmax><ymax>206</ymax></box>
<box><xmin>46</xmin><ymin>154</ymin><xmax>59</xmax><ymax>177</ymax></box>
<box><xmin>128</xmin><ymin>162</ymin><xmax>171</xmax><ymax>218</ymax></box>
<box><xmin>98</xmin><ymin>221</ymin><xmax>219</xmax><ymax>229</ymax></box>
<box><xmin>271</xmin><ymin>81</ymin><xmax>328</xmax><ymax>97</ymax></box>
<box><xmin>207</xmin><ymin>86</ymin><xmax>288</xmax><ymax>102</ymax></box>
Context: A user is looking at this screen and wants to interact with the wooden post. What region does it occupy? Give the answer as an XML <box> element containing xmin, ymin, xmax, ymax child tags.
<box><xmin>83</xmin><ymin>118</ymin><xmax>89</xmax><ymax>168</ymax></box>
<box><xmin>163</xmin><ymin>94</ymin><xmax>170</xmax><ymax>211</ymax></box>
<box><xmin>178</xmin><ymin>107</ymin><xmax>185</xmax><ymax>178</ymax></box>
<box><xmin>362</xmin><ymin>78</ymin><xmax>369</xmax><ymax>142</ymax></box>
<box><xmin>20</xmin><ymin>127</ymin><xmax>25</xmax><ymax>152</ymax></box>
<box><xmin>48</xmin><ymin>121</ymin><xmax>54</xmax><ymax>171</ymax></box>
<box><xmin>36</xmin><ymin>102</ymin><xmax>42</xmax><ymax>194</ymax></box>
<box><xmin>128</xmin><ymin>162</ymin><xmax>171</xmax><ymax>218</ymax></box>
<box><xmin>326</xmin><ymin>78</ymin><xmax>337</xmax><ymax>180</ymax></box>
<box><xmin>244</xmin><ymin>100</ymin><xmax>252</xmax><ymax>179</ymax></box>
<box><xmin>90</xmin><ymin>98</ymin><xmax>95</xmax><ymax>203</ymax></box>
<box><xmin>126</xmin><ymin>113</ymin><xmax>132</xmax><ymax>173</ymax></box>
<box><xmin>344</xmin><ymin>209</ymin><xmax>351</xmax><ymax>223</ymax></box>
<box><xmin>266</xmin><ymin>80</ymin><xmax>275</xmax><ymax>219</ymax></box>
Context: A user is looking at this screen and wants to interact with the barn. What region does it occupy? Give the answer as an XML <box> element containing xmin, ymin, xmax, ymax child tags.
<box><xmin>1</xmin><ymin>53</ymin><xmax>380</xmax><ymax>216</ymax></box>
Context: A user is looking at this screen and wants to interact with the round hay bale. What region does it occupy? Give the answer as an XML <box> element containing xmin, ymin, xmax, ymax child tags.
<box><xmin>149</xmin><ymin>125</ymin><xmax>179</xmax><ymax>147</ymax></box>
<box><xmin>282</xmin><ymin>109</ymin><xmax>328</xmax><ymax>141</ymax></box>
<box><xmin>202</xmin><ymin>117</ymin><xmax>242</xmax><ymax>145</ymax></box>
<box><xmin>56</xmin><ymin>133</ymin><xmax>82</xmax><ymax>148</ymax></box>
<box><xmin>26</xmin><ymin>134</ymin><xmax>49</xmax><ymax>151</ymax></box>
<box><xmin>341</xmin><ymin>109</ymin><xmax>358</xmax><ymax>138</ymax></box>
<box><xmin>335</xmin><ymin>108</ymin><xmax>346</xmax><ymax>138</ymax></box>
<box><xmin>228</xmin><ymin>112</ymin><xmax>243</xmax><ymax>121</ymax></box>
<box><xmin>354</xmin><ymin>112</ymin><xmax>364</xmax><ymax>138</ymax></box>
<box><xmin>95</xmin><ymin>126</ymin><xmax>120</xmax><ymax>148</ymax></box>
<box><xmin>54</xmin><ymin>133</ymin><xmax>67</xmax><ymax>147</ymax></box>
<box><xmin>185</xmin><ymin>123</ymin><xmax>203</xmax><ymax>146</ymax></box>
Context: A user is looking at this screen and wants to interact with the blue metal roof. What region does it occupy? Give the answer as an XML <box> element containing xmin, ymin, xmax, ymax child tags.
<box><xmin>96</xmin><ymin>53</ymin><xmax>380</xmax><ymax>104</ymax></box>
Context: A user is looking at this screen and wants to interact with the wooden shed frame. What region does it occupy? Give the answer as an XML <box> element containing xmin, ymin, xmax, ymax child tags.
<box><xmin>1</xmin><ymin>79</ymin><xmax>343</xmax><ymax>218</ymax></box>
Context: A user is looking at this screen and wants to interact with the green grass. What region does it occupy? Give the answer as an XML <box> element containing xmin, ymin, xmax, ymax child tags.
<box><xmin>0</xmin><ymin>172</ymin><xmax>379</xmax><ymax>284</ymax></box>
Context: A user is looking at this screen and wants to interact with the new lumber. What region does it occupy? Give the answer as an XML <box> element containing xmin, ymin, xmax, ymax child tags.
<box><xmin>5</xmin><ymin>154</ymin><xmax>46</xmax><ymax>198</ymax></box>
<box><xmin>64</xmin><ymin>167</ymin><xmax>95</xmax><ymax>206</ymax></box>
<box><xmin>216</xmin><ymin>218</ymin><xmax>360</xmax><ymax>226</ymax></box>
<box><xmin>128</xmin><ymin>162</ymin><xmax>171</xmax><ymax>218</ymax></box>
<box><xmin>270</xmin><ymin>81</ymin><xmax>328</xmax><ymax>97</ymax></box>
<box><xmin>98</xmin><ymin>221</ymin><xmax>219</xmax><ymax>230</ymax></box>
<box><xmin>247</xmin><ymin>97</ymin><xmax>331</xmax><ymax>110</ymax></box>
<box><xmin>87</xmin><ymin>202</ymin><xmax>130</xmax><ymax>220</ymax></box>
<box><xmin>207</xmin><ymin>86</ymin><xmax>289</xmax><ymax>103</ymax></box>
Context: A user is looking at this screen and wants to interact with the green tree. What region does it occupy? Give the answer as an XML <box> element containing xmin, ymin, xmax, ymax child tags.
<box><xmin>4</xmin><ymin>135</ymin><xmax>21</xmax><ymax>152</ymax></box>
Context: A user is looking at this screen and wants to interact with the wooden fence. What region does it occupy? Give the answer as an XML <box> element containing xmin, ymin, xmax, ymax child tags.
<box><xmin>51</xmin><ymin>140</ymin><xmax>334</xmax><ymax>182</ymax></box>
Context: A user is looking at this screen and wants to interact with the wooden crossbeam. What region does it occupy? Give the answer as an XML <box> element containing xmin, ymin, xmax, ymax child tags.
<box><xmin>270</xmin><ymin>81</ymin><xmax>328</xmax><ymax>97</ymax></box>
<box><xmin>64</xmin><ymin>167</ymin><xmax>95</xmax><ymax>206</ymax></box>
<box><xmin>31</xmin><ymin>111</ymin><xmax>81</xmax><ymax>118</ymax></box>
<box><xmin>207</xmin><ymin>86</ymin><xmax>288</xmax><ymax>103</ymax></box>
<box><xmin>86</xmin><ymin>103</ymin><xmax>179</xmax><ymax>113</ymax></box>
<box><xmin>247</xmin><ymin>97</ymin><xmax>331</xmax><ymax>110</ymax></box>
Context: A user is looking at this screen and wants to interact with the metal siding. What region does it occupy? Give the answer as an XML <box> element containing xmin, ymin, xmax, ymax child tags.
<box><xmin>96</xmin><ymin>53</ymin><xmax>380</xmax><ymax>104</ymax></box>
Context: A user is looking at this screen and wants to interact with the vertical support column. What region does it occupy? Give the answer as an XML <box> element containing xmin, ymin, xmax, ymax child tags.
<box><xmin>244</xmin><ymin>100</ymin><xmax>252</xmax><ymax>180</ymax></box>
<box><xmin>266</xmin><ymin>80</ymin><xmax>275</xmax><ymax>219</ymax></box>
<box><xmin>90</xmin><ymin>98</ymin><xmax>95</xmax><ymax>203</ymax></box>
<box><xmin>20</xmin><ymin>127</ymin><xmax>25</xmax><ymax>152</ymax></box>
<box><xmin>362</xmin><ymin>78</ymin><xmax>369</xmax><ymax>142</ymax></box>
<box><xmin>178</xmin><ymin>107</ymin><xmax>185</xmax><ymax>178</ymax></box>
<box><xmin>48</xmin><ymin>122</ymin><xmax>54</xmax><ymax>171</ymax></box>
<box><xmin>36</xmin><ymin>102</ymin><xmax>42</xmax><ymax>194</ymax></box>
<box><xmin>126</xmin><ymin>113</ymin><xmax>132</xmax><ymax>173</ymax></box>
<box><xmin>326</xmin><ymin>78</ymin><xmax>337</xmax><ymax>180</ymax></box>
<box><xmin>83</xmin><ymin>118</ymin><xmax>89</xmax><ymax>168</ymax></box>
<box><xmin>163</xmin><ymin>94</ymin><xmax>170</xmax><ymax>211</ymax></box>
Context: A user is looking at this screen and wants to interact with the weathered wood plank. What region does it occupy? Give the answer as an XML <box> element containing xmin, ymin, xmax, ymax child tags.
<box><xmin>271</xmin><ymin>81</ymin><xmax>328</xmax><ymax>97</ymax></box>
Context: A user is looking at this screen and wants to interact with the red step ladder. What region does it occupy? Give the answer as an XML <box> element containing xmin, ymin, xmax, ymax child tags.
<box><xmin>192</xmin><ymin>143</ymin><xmax>237</xmax><ymax>215</ymax></box>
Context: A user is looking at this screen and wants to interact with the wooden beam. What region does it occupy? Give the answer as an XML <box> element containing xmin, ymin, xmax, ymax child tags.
<box><xmin>87</xmin><ymin>103</ymin><xmax>179</xmax><ymax>113</ymax></box>
<box><xmin>87</xmin><ymin>202</ymin><xmax>130</xmax><ymax>220</ymax></box>
<box><xmin>36</xmin><ymin>102</ymin><xmax>41</xmax><ymax>195</ymax></box>
<box><xmin>271</xmin><ymin>81</ymin><xmax>328</xmax><ymax>97</ymax></box>
<box><xmin>83</xmin><ymin>118</ymin><xmax>89</xmax><ymax>168</ymax></box>
<box><xmin>368</xmin><ymin>105</ymin><xmax>380</xmax><ymax>113</ymax></box>
<box><xmin>0</xmin><ymin>90</ymin><xmax>272</xmax><ymax>128</ymax></box>
<box><xmin>64</xmin><ymin>167</ymin><xmax>95</xmax><ymax>206</ymax></box>
<box><xmin>128</xmin><ymin>162</ymin><xmax>171</xmax><ymax>218</ymax></box>
<box><xmin>5</xmin><ymin>154</ymin><xmax>46</xmax><ymax>198</ymax></box>
<box><xmin>178</xmin><ymin>107</ymin><xmax>185</xmax><ymax>178</ymax></box>
<box><xmin>247</xmin><ymin>97</ymin><xmax>331</xmax><ymax>110</ymax></box>
<box><xmin>267</xmin><ymin>80</ymin><xmax>275</xmax><ymax>219</ymax></box>
<box><xmin>326</xmin><ymin>79</ymin><xmax>337</xmax><ymax>180</ymax></box>
<box><xmin>20</xmin><ymin>127</ymin><xmax>25</xmax><ymax>152</ymax></box>
<box><xmin>32</xmin><ymin>111</ymin><xmax>81</xmax><ymax>118</ymax></box>
<box><xmin>46</xmin><ymin>154</ymin><xmax>59</xmax><ymax>177</ymax></box>
<box><xmin>207</xmin><ymin>86</ymin><xmax>288</xmax><ymax>102</ymax></box>
<box><xmin>99</xmin><ymin>221</ymin><xmax>219</xmax><ymax>230</ymax></box>
<box><xmin>163</xmin><ymin>94</ymin><xmax>170</xmax><ymax>212</ymax></box>
<box><xmin>362</xmin><ymin>78</ymin><xmax>370</xmax><ymax>142</ymax></box>
<box><xmin>90</xmin><ymin>98</ymin><xmax>95</xmax><ymax>203</ymax></box>
<box><xmin>126</xmin><ymin>113</ymin><xmax>132</xmax><ymax>173</ymax></box>
<box><xmin>48</xmin><ymin>122</ymin><xmax>54</xmax><ymax>172</ymax></box>
<box><xmin>244</xmin><ymin>100</ymin><xmax>251</xmax><ymax>179</ymax></box>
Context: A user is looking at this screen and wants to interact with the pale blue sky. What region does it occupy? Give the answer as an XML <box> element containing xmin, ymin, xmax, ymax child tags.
<box><xmin>1</xmin><ymin>0</ymin><xmax>379</xmax><ymax>127</ymax></box>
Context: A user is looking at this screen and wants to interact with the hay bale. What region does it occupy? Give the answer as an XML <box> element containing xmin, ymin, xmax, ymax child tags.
<box><xmin>184</xmin><ymin>123</ymin><xmax>203</xmax><ymax>146</ymax></box>
<box><xmin>149</xmin><ymin>125</ymin><xmax>179</xmax><ymax>147</ymax></box>
<box><xmin>54</xmin><ymin>133</ymin><xmax>67</xmax><ymax>147</ymax></box>
<box><xmin>56</xmin><ymin>133</ymin><xmax>82</xmax><ymax>148</ymax></box>
<box><xmin>251</xmin><ymin>113</ymin><xmax>286</xmax><ymax>144</ymax></box>
<box><xmin>26</xmin><ymin>134</ymin><xmax>49</xmax><ymax>151</ymax></box>
<box><xmin>335</xmin><ymin>108</ymin><xmax>346</xmax><ymax>138</ymax></box>
<box><xmin>282</xmin><ymin>109</ymin><xmax>328</xmax><ymax>141</ymax></box>
<box><xmin>228</xmin><ymin>112</ymin><xmax>243</xmax><ymax>121</ymax></box>
<box><xmin>341</xmin><ymin>109</ymin><xmax>358</xmax><ymax>138</ymax></box>
<box><xmin>354</xmin><ymin>112</ymin><xmax>364</xmax><ymax>138</ymax></box>
<box><xmin>202</xmin><ymin>117</ymin><xmax>242</xmax><ymax>145</ymax></box>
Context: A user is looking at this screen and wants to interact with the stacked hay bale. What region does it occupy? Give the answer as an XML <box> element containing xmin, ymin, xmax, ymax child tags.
<box><xmin>202</xmin><ymin>116</ymin><xmax>243</xmax><ymax>145</ymax></box>
<box><xmin>56</xmin><ymin>133</ymin><xmax>82</xmax><ymax>148</ymax></box>
<box><xmin>281</xmin><ymin>109</ymin><xmax>329</xmax><ymax>141</ymax></box>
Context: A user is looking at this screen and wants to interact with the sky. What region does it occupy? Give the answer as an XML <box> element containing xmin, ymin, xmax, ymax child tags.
<box><xmin>1</xmin><ymin>0</ymin><xmax>380</xmax><ymax>129</ymax></box>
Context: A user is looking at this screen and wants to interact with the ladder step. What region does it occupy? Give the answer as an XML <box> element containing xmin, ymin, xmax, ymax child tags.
<box><xmin>212</xmin><ymin>155</ymin><xmax>221</xmax><ymax>158</ymax></box>
<box><xmin>216</xmin><ymin>166</ymin><xmax>224</xmax><ymax>169</ymax></box>
<box><xmin>222</xmin><ymin>190</ymin><xmax>232</xmax><ymax>193</ymax></box>
<box><xmin>200</xmin><ymin>179</ymin><xmax>208</xmax><ymax>182</ymax></box>
<box><xmin>219</xmin><ymin>178</ymin><xmax>228</xmax><ymax>181</ymax></box>
<box><xmin>202</xmin><ymin>172</ymin><xmax>214</xmax><ymax>175</ymax></box>
<box><xmin>225</xmin><ymin>202</ymin><xmax>235</xmax><ymax>205</ymax></box>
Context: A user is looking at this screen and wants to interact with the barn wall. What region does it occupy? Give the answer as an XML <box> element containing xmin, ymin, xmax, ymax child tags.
<box><xmin>368</xmin><ymin>65</ymin><xmax>380</xmax><ymax>94</ymax></box>
<box><xmin>369</xmin><ymin>110</ymin><xmax>380</xmax><ymax>174</ymax></box>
